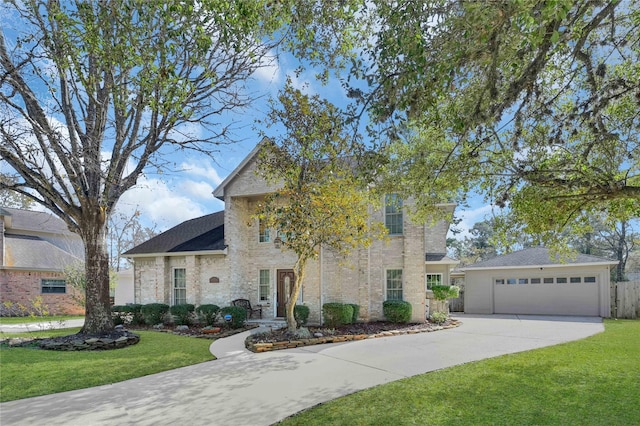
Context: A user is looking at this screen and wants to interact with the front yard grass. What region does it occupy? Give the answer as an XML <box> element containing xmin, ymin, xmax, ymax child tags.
<box><xmin>282</xmin><ymin>319</ymin><xmax>640</xmax><ymax>425</ymax></box>
<box><xmin>0</xmin><ymin>328</ymin><xmax>215</xmax><ymax>402</ymax></box>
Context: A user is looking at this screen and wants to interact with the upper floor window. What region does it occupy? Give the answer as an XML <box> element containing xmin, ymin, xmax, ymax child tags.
<box><xmin>385</xmin><ymin>194</ymin><xmax>403</xmax><ymax>235</ymax></box>
<box><xmin>386</xmin><ymin>269</ymin><xmax>403</xmax><ymax>300</ymax></box>
<box><xmin>41</xmin><ymin>279</ymin><xmax>66</xmax><ymax>294</ymax></box>
<box><xmin>259</xmin><ymin>219</ymin><xmax>270</xmax><ymax>243</ymax></box>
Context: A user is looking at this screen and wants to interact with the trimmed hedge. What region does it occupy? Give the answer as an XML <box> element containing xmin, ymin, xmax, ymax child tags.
<box><xmin>141</xmin><ymin>303</ymin><xmax>170</xmax><ymax>325</ymax></box>
<box><xmin>322</xmin><ymin>303</ymin><xmax>354</xmax><ymax>328</ymax></box>
<box><xmin>170</xmin><ymin>304</ymin><xmax>195</xmax><ymax>325</ymax></box>
<box><xmin>196</xmin><ymin>304</ymin><xmax>220</xmax><ymax>326</ymax></box>
<box><xmin>383</xmin><ymin>300</ymin><xmax>412</xmax><ymax>323</ymax></box>
<box><xmin>220</xmin><ymin>306</ymin><xmax>247</xmax><ymax>329</ymax></box>
<box><xmin>348</xmin><ymin>304</ymin><xmax>360</xmax><ymax>323</ymax></box>
<box><xmin>294</xmin><ymin>305</ymin><xmax>310</xmax><ymax>327</ymax></box>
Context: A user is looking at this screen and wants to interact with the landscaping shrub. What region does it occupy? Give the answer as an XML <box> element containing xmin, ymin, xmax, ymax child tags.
<box><xmin>170</xmin><ymin>304</ymin><xmax>195</xmax><ymax>326</ymax></box>
<box><xmin>294</xmin><ymin>305</ymin><xmax>310</xmax><ymax>327</ymax></box>
<box><xmin>348</xmin><ymin>304</ymin><xmax>360</xmax><ymax>323</ymax></box>
<box><xmin>431</xmin><ymin>285</ymin><xmax>460</xmax><ymax>301</ymax></box>
<box><xmin>219</xmin><ymin>306</ymin><xmax>246</xmax><ymax>329</ymax></box>
<box><xmin>195</xmin><ymin>304</ymin><xmax>220</xmax><ymax>326</ymax></box>
<box><xmin>111</xmin><ymin>305</ymin><xmax>144</xmax><ymax>326</ymax></box>
<box><xmin>122</xmin><ymin>304</ymin><xmax>144</xmax><ymax>325</ymax></box>
<box><xmin>430</xmin><ymin>311</ymin><xmax>448</xmax><ymax>324</ymax></box>
<box><xmin>111</xmin><ymin>305</ymin><xmax>127</xmax><ymax>325</ymax></box>
<box><xmin>383</xmin><ymin>300</ymin><xmax>412</xmax><ymax>323</ymax></box>
<box><xmin>322</xmin><ymin>303</ymin><xmax>354</xmax><ymax>327</ymax></box>
<box><xmin>141</xmin><ymin>303</ymin><xmax>170</xmax><ymax>325</ymax></box>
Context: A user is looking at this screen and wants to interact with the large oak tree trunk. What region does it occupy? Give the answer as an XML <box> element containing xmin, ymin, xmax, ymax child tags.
<box><xmin>79</xmin><ymin>207</ymin><xmax>113</xmax><ymax>334</ymax></box>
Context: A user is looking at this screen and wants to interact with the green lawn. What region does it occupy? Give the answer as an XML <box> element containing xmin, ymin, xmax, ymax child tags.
<box><xmin>0</xmin><ymin>328</ymin><xmax>215</xmax><ymax>402</ymax></box>
<box><xmin>0</xmin><ymin>315</ymin><xmax>84</xmax><ymax>325</ymax></box>
<box><xmin>282</xmin><ymin>319</ymin><xmax>640</xmax><ymax>426</ymax></box>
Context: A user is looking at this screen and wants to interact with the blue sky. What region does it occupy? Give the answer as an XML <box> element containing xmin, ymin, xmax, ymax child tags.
<box><xmin>111</xmin><ymin>53</ymin><xmax>492</xmax><ymax>239</ymax></box>
<box><xmin>0</xmin><ymin>8</ymin><xmax>490</xmax><ymax>239</ymax></box>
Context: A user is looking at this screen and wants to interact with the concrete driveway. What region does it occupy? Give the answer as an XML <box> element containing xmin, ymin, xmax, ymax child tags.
<box><xmin>0</xmin><ymin>314</ymin><xmax>603</xmax><ymax>426</ymax></box>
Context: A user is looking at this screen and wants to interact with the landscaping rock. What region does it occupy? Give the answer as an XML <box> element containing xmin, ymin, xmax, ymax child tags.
<box><xmin>26</xmin><ymin>330</ymin><xmax>142</xmax><ymax>351</ymax></box>
<box><xmin>245</xmin><ymin>319</ymin><xmax>462</xmax><ymax>353</ymax></box>
<box><xmin>295</xmin><ymin>327</ymin><xmax>312</xmax><ymax>339</ymax></box>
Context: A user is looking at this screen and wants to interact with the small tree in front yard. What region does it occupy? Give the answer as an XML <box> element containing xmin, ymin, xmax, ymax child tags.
<box><xmin>257</xmin><ymin>79</ymin><xmax>386</xmax><ymax>333</ymax></box>
<box><xmin>429</xmin><ymin>285</ymin><xmax>460</xmax><ymax>319</ymax></box>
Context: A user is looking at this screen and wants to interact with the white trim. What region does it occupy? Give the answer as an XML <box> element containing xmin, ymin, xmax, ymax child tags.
<box><xmin>384</xmin><ymin>194</ymin><xmax>403</xmax><ymax>236</ymax></box>
<box><xmin>258</xmin><ymin>268</ymin><xmax>271</xmax><ymax>303</ymax></box>
<box><xmin>172</xmin><ymin>267</ymin><xmax>187</xmax><ymax>306</ymax></box>
<box><xmin>384</xmin><ymin>268</ymin><xmax>404</xmax><ymax>301</ymax></box>
<box><xmin>460</xmin><ymin>261</ymin><xmax>617</xmax><ymax>271</ymax></box>
<box><xmin>425</xmin><ymin>273</ymin><xmax>443</xmax><ymax>291</ymax></box>
<box><xmin>125</xmin><ymin>249</ymin><xmax>227</xmax><ymax>258</ymax></box>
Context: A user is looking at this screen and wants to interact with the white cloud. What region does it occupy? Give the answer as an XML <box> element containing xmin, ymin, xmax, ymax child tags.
<box><xmin>178</xmin><ymin>179</ymin><xmax>215</xmax><ymax>200</ymax></box>
<box><xmin>449</xmin><ymin>204</ymin><xmax>493</xmax><ymax>240</ymax></box>
<box><xmin>179</xmin><ymin>159</ymin><xmax>224</xmax><ymax>186</ymax></box>
<box><xmin>116</xmin><ymin>175</ymin><xmax>209</xmax><ymax>231</ymax></box>
<box><xmin>253</xmin><ymin>51</ymin><xmax>281</xmax><ymax>85</ymax></box>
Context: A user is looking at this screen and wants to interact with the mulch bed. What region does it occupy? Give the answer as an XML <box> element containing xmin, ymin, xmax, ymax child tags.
<box><xmin>128</xmin><ymin>323</ymin><xmax>259</xmax><ymax>339</ymax></box>
<box><xmin>0</xmin><ymin>324</ymin><xmax>258</xmax><ymax>351</ymax></box>
<box><xmin>1</xmin><ymin>321</ymin><xmax>458</xmax><ymax>352</ymax></box>
<box><xmin>1</xmin><ymin>329</ymin><xmax>140</xmax><ymax>351</ymax></box>
<box><xmin>246</xmin><ymin>319</ymin><xmax>461</xmax><ymax>352</ymax></box>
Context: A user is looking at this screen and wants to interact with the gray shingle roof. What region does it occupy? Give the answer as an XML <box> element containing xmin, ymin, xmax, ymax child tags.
<box><xmin>4</xmin><ymin>234</ymin><xmax>82</xmax><ymax>270</ymax></box>
<box><xmin>425</xmin><ymin>253</ymin><xmax>459</xmax><ymax>263</ymax></box>
<box><xmin>462</xmin><ymin>247</ymin><xmax>617</xmax><ymax>270</ymax></box>
<box><xmin>1</xmin><ymin>206</ymin><xmax>71</xmax><ymax>235</ymax></box>
<box><xmin>124</xmin><ymin>211</ymin><xmax>225</xmax><ymax>255</ymax></box>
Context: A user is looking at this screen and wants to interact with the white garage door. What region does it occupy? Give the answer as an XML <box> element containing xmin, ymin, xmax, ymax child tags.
<box><xmin>493</xmin><ymin>275</ymin><xmax>600</xmax><ymax>316</ymax></box>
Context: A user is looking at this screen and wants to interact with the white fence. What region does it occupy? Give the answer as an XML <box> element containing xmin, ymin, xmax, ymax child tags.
<box><xmin>611</xmin><ymin>281</ymin><xmax>640</xmax><ymax>319</ymax></box>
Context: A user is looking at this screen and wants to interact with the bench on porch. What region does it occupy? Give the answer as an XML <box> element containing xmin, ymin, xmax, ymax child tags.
<box><xmin>231</xmin><ymin>298</ymin><xmax>262</xmax><ymax>319</ymax></box>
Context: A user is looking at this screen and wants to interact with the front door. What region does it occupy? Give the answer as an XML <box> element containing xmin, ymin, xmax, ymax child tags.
<box><xmin>277</xmin><ymin>269</ymin><xmax>295</xmax><ymax>317</ymax></box>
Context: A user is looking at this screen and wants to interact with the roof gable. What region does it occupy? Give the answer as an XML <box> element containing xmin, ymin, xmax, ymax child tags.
<box><xmin>212</xmin><ymin>137</ymin><xmax>272</xmax><ymax>200</ymax></box>
<box><xmin>124</xmin><ymin>211</ymin><xmax>225</xmax><ymax>255</ymax></box>
<box><xmin>462</xmin><ymin>247</ymin><xmax>617</xmax><ymax>270</ymax></box>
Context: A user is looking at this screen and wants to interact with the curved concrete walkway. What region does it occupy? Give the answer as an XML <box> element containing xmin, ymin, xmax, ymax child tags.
<box><xmin>0</xmin><ymin>314</ymin><xmax>603</xmax><ymax>425</ymax></box>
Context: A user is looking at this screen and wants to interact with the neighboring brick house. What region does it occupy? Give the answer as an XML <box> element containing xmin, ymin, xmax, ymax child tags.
<box><xmin>0</xmin><ymin>207</ymin><xmax>85</xmax><ymax>315</ymax></box>
<box><xmin>125</xmin><ymin>140</ymin><xmax>458</xmax><ymax>324</ymax></box>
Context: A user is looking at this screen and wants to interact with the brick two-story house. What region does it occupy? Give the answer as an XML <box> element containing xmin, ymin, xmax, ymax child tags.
<box><xmin>0</xmin><ymin>207</ymin><xmax>85</xmax><ymax>315</ymax></box>
<box><xmin>125</xmin><ymin>141</ymin><xmax>457</xmax><ymax>324</ymax></box>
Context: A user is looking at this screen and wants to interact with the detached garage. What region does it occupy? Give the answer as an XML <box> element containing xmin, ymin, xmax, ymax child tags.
<box><xmin>462</xmin><ymin>247</ymin><xmax>617</xmax><ymax>317</ymax></box>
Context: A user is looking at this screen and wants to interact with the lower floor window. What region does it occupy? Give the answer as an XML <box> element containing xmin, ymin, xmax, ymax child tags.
<box><xmin>426</xmin><ymin>273</ymin><xmax>443</xmax><ymax>290</ymax></box>
<box><xmin>259</xmin><ymin>269</ymin><xmax>270</xmax><ymax>301</ymax></box>
<box><xmin>386</xmin><ymin>269</ymin><xmax>403</xmax><ymax>300</ymax></box>
<box><xmin>41</xmin><ymin>279</ymin><xmax>66</xmax><ymax>294</ymax></box>
<box><xmin>173</xmin><ymin>268</ymin><xmax>186</xmax><ymax>305</ymax></box>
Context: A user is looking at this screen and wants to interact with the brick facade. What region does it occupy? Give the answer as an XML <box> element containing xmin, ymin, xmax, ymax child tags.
<box><xmin>0</xmin><ymin>270</ymin><xmax>84</xmax><ymax>315</ymax></box>
<box><xmin>1</xmin><ymin>208</ymin><xmax>85</xmax><ymax>316</ymax></box>
<box><xmin>132</xmin><ymin>144</ymin><xmax>455</xmax><ymax>324</ymax></box>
